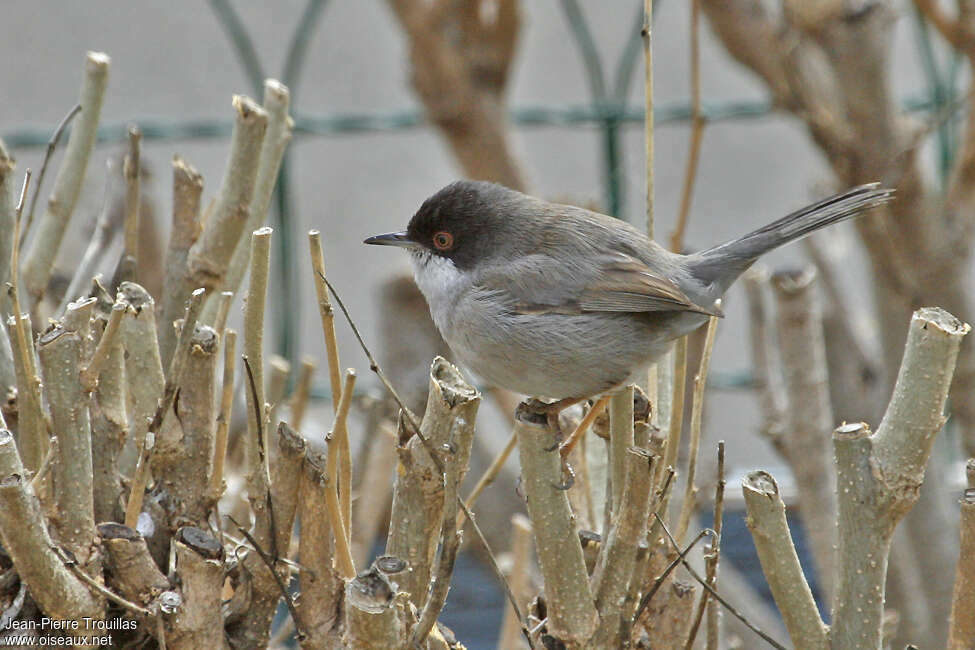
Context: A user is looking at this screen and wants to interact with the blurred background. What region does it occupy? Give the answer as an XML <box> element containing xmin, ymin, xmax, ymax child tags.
<box><xmin>2</xmin><ymin>1</ymin><xmax>964</xmax><ymax>647</ymax></box>
<box><xmin>3</xmin><ymin>0</ymin><xmax>887</xmax><ymax>474</ymax></box>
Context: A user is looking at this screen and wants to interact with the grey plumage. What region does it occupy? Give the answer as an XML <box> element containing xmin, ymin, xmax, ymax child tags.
<box><xmin>366</xmin><ymin>180</ymin><xmax>893</xmax><ymax>399</ymax></box>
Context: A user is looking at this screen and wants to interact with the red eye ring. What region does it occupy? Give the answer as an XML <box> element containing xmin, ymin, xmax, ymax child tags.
<box><xmin>433</xmin><ymin>231</ymin><xmax>453</xmax><ymax>250</ymax></box>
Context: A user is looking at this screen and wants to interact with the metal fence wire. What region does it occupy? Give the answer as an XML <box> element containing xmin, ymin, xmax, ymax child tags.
<box><xmin>2</xmin><ymin>0</ymin><xmax>959</xmax><ymax>393</ymax></box>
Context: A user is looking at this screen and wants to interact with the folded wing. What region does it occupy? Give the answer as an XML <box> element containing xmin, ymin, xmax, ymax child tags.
<box><xmin>477</xmin><ymin>251</ymin><xmax>722</xmax><ymax>317</ymax></box>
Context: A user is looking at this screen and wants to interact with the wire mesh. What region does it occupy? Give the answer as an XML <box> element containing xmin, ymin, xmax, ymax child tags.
<box><xmin>0</xmin><ymin>0</ymin><xmax>957</xmax><ymax>396</ymax></box>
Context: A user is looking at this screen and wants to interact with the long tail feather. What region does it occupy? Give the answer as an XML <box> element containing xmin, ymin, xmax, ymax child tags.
<box><xmin>689</xmin><ymin>184</ymin><xmax>894</xmax><ymax>292</ymax></box>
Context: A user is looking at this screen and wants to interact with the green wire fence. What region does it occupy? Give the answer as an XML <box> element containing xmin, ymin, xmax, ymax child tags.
<box><xmin>1</xmin><ymin>0</ymin><xmax>960</xmax><ymax>393</ymax></box>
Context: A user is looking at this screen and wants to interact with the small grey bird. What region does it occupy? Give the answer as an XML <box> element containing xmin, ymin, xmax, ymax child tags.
<box><xmin>366</xmin><ymin>180</ymin><xmax>891</xmax><ymax>416</ymax></box>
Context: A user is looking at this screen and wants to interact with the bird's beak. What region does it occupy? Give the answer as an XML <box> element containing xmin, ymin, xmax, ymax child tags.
<box><xmin>364</xmin><ymin>231</ymin><xmax>414</xmax><ymax>248</ymax></box>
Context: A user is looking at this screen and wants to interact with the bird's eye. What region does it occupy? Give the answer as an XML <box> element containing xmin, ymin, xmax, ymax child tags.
<box><xmin>432</xmin><ymin>231</ymin><xmax>453</xmax><ymax>250</ymax></box>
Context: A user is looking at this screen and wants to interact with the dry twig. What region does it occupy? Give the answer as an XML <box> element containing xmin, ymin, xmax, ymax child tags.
<box><xmin>675</xmin><ymin>316</ymin><xmax>718</xmax><ymax>543</ymax></box>
<box><xmin>23</xmin><ymin>52</ymin><xmax>109</xmax><ymax>304</ymax></box>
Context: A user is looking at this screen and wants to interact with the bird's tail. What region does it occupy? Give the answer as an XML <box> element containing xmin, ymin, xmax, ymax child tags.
<box><xmin>689</xmin><ymin>183</ymin><xmax>894</xmax><ymax>292</ymax></box>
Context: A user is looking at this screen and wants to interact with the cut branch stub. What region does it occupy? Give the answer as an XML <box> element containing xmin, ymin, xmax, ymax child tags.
<box><xmin>832</xmin><ymin>307</ymin><xmax>968</xmax><ymax>648</ymax></box>
<box><xmin>184</xmin><ymin>96</ymin><xmax>267</xmax><ymax>295</ymax></box>
<box><xmin>873</xmin><ymin>307</ymin><xmax>971</xmax><ymax>495</ymax></box>
<box><xmin>0</xmin><ymin>429</ymin><xmax>103</xmax><ymax>624</ymax></box>
<box><xmin>384</xmin><ymin>356</ymin><xmax>479</xmax><ymax>606</ymax></box>
<box><xmin>37</xmin><ymin>299</ymin><xmax>100</xmax><ymax>573</ymax></box>
<box><xmin>22</xmin><ymin>52</ymin><xmax>110</xmax><ymax>304</ymax></box>
<box><xmin>344</xmin><ymin>558</ymin><xmax>407</xmax><ymax>648</ymax></box>
<box><xmin>514</xmin><ymin>401</ymin><xmax>598</xmax><ymax>644</ymax></box>
<box><xmin>742</xmin><ymin>470</ymin><xmax>828</xmax><ymax>650</ymax></box>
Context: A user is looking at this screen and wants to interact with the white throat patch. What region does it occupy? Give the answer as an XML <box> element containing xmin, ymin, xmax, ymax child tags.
<box><xmin>410</xmin><ymin>252</ymin><xmax>467</xmax><ymax>333</ymax></box>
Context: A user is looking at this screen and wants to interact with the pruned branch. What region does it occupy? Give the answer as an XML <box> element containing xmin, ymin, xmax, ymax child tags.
<box><xmin>0</xmin><ymin>430</ymin><xmax>103</xmax><ymax>625</ymax></box>
<box><xmin>203</xmin><ymin>80</ymin><xmax>293</xmax><ymax>324</ymax></box>
<box><xmin>513</xmin><ymin>403</ymin><xmax>597</xmax><ymax>643</ymax></box>
<box><xmin>832</xmin><ymin>308</ymin><xmax>968</xmax><ymax>648</ymax></box>
<box><xmin>297</xmin><ymin>446</ymin><xmax>343</xmax><ymax>649</ymax></box>
<box><xmin>742</xmin><ymin>470</ymin><xmax>828</xmax><ymax>649</ymax></box>
<box><xmin>385</xmin><ymin>357</ymin><xmax>479</xmax><ymax>606</ymax></box>
<box><xmin>159</xmin><ymin>156</ymin><xmax>204</xmax><ymax>367</ymax></box>
<box><xmin>182</xmin><ymin>96</ymin><xmax>267</xmax><ymax>309</ymax></box>
<box><xmin>37</xmin><ymin>298</ymin><xmax>100</xmax><ymax>574</ymax></box>
<box><xmin>22</xmin><ymin>52</ymin><xmax>110</xmax><ymax>305</ymax></box>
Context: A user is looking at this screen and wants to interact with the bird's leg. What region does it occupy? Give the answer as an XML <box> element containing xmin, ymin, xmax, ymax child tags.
<box><xmin>550</xmin><ymin>396</ymin><xmax>613</xmax><ymax>491</ymax></box>
<box><xmin>521</xmin><ymin>396</ymin><xmax>587</xmax><ymax>489</ymax></box>
<box><xmin>525</xmin><ymin>396</ymin><xmax>586</xmax><ymax>450</ymax></box>
<box><xmin>559</xmin><ymin>395</ymin><xmax>611</xmax><ymax>460</ymax></box>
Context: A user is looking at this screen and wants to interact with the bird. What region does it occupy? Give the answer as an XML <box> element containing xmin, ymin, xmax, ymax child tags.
<box><xmin>365</xmin><ymin>180</ymin><xmax>892</xmax><ymax>422</ymax></box>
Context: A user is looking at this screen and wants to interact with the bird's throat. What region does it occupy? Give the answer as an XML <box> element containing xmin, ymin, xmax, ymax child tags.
<box><xmin>410</xmin><ymin>252</ymin><xmax>468</xmax><ymax>336</ymax></box>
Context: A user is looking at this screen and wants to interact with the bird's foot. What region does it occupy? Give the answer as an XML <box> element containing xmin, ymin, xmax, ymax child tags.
<box><xmin>524</xmin><ymin>396</ymin><xmax>585</xmax><ymax>450</ymax></box>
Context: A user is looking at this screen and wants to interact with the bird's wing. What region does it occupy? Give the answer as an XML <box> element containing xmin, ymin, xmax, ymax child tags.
<box><xmin>576</xmin><ymin>253</ymin><xmax>719</xmax><ymax>314</ymax></box>
<box><xmin>476</xmin><ymin>251</ymin><xmax>721</xmax><ymax>316</ymax></box>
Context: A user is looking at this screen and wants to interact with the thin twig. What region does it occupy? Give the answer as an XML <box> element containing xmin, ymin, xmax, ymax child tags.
<box><xmin>228</xmin><ymin>516</ymin><xmax>306</xmax><ymax>642</ymax></box>
<box><xmin>221</xmin><ymin>531</ymin><xmax>307</xmax><ymax>575</ymax></box>
<box><xmin>654</xmin><ymin>512</ymin><xmax>785</xmax><ymax>650</ymax></box>
<box><xmin>22</xmin><ymin>53</ymin><xmax>110</xmax><ymax>305</ymax></box>
<box><xmin>120</xmin><ymin>125</ymin><xmax>142</xmax><ymax>283</ymax></box>
<box><xmin>21</xmin><ymin>104</ymin><xmax>82</xmax><ymax>247</ymax></box>
<box><xmin>499</xmin><ymin>513</ymin><xmax>533</xmax><ymax>649</ymax></box>
<box><xmin>676</xmin><ymin>315</ymin><xmax>719</xmax><ymax>543</ymax></box>
<box><xmin>325</xmin><ymin>369</ymin><xmax>357</xmax><ymax>579</ymax></box>
<box><xmin>743</xmin><ymin>269</ymin><xmax>786</xmax><ymax>444</ymax></box>
<box><xmin>321</xmin><ymin>272</ymin><xmax>532</xmax><ymax>647</ymax></box>
<box><xmin>243</xmin><ymin>355</ymin><xmax>278</xmax><ymax>562</ymax></box>
<box><xmin>707</xmin><ymin>441</ymin><xmax>726</xmax><ymax>649</ymax></box>
<box><xmin>658</xmin><ymin>336</ymin><xmax>687</xmax><ymax>501</ymax></box>
<box><xmin>126</xmin><ymin>431</ymin><xmax>156</xmax><ymax>526</ymax></box>
<box><xmin>636</xmin><ymin>527</ymin><xmax>713</xmax><ymax>619</ymax></box>
<box><xmin>56</xmin><ymin>546</ymin><xmax>152</xmax><ymax>618</ymax></box>
<box><xmin>670</xmin><ymin>0</ymin><xmax>704</xmax><ymax>253</ymax></box>
<box><xmin>559</xmin><ymin>394</ymin><xmax>610</xmax><ymax>459</ymax></box>
<box><xmin>337</xmin><ymin>397</ymin><xmax>353</xmax><ymax>549</ymax></box>
<box><xmin>208</xmin><ymin>329</ymin><xmax>236</xmax><ymax>501</ymax></box>
<box><xmin>685</xmin><ymin>440</ymin><xmax>725</xmax><ymax>649</ymax></box>
<box><xmin>309</xmin><ymin>231</ymin><xmax>343</xmax><ymax>412</ymax></box>
<box><xmin>8</xmin><ymin>171</ymin><xmax>47</xmax><ymax>448</ymax></box>
<box><xmin>213</xmin><ymin>290</ymin><xmax>234</xmax><ymax>338</ymax></box>
<box><xmin>652</xmin><ymin>466</ymin><xmax>676</xmax><ymax>514</ymax></box>
<box><xmin>643</xmin><ymin>0</ymin><xmax>655</xmax><ymax>238</ymax></box>
<box><xmin>288</xmin><ymin>356</ymin><xmax>315</xmax><ymax>431</ymax></box>
<box><xmin>455</xmin><ymin>430</ymin><xmax>518</xmax><ymax>530</ymax></box>
<box><xmin>29</xmin><ymin>438</ymin><xmax>57</xmax><ymax>492</ymax></box>
<box><xmin>9</xmin><ymin>168</ymin><xmax>31</xmax><ymax>354</ymax></box>
<box><xmin>58</xmin><ymin>159</ymin><xmax>117</xmax><ymax>315</ymax></box>
<box><xmin>156</xmin><ymin>614</ymin><xmax>167</xmax><ymax>650</ymax></box>
<box><xmin>80</xmin><ymin>301</ymin><xmax>126</xmax><ymax>392</ymax></box>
